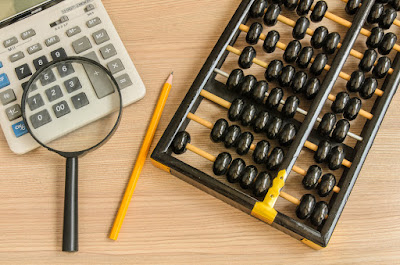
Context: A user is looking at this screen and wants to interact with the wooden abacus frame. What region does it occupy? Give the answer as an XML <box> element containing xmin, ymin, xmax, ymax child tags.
<box><xmin>151</xmin><ymin>0</ymin><xmax>400</xmax><ymax>249</ymax></box>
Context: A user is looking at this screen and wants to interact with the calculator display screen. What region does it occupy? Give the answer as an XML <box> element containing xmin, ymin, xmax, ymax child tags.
<box><xmin>0</xmin><ymin>0</ymin><xmax>50</xmax><ymax>21</ymax></box>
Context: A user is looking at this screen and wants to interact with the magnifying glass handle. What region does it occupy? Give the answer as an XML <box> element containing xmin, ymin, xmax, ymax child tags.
<box><xmin>62</xmin><ymin>157</ymin><xmax>78</xmax><ymax>252</ymax></box>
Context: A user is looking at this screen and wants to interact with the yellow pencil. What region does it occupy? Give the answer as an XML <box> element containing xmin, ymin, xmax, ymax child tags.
<box><xmin>109</xmin><ymin>72</ymin><xmax>173</xmax><ymax>240</ymax></box>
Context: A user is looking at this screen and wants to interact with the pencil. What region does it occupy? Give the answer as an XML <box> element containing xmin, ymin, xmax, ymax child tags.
<box><xmin>109</xmin><ymin>72</ymin><xmax>173</xmax><ymax>240</ymax></box>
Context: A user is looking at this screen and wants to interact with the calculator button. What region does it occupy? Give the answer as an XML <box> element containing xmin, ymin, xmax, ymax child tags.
<box><xmin>0</xmin><ymin>61</ymin><xmax>3</xmax><ymax>68</ymax></box>
<box><xmin>64</xmin><ymin>77</ymin><xmax>82</xmax><ymax>93</ymax></box>
<box><xmin>72</xmin><ymin>36</ymin><xmax>92</xmax><ymax>54</ymax></box>
<box><xmin>71</xmin><ymin>92</ymin><xmax>89</xmax><ymax>109</ymax></box>
<box><xmin>51</xmin><ymin>48</ymin><xmax>67</xmax><ymax>60</ymax></box>
<box><xmin>3</xmin><ymin>37</ymin><xmax>18</xmax><ymax>48</ymax></box>
<box><xmin>33</xmin><ymin>55</ymin><xmax>49</xmax><ymax>70</ymax></box>
<box><xmin>21</xmin><ymin>29</ymin><xmax>36</xmax><ymax>40</ymax></box>
<box><xmin>45</xmin><ymin>85</ymin><xmax>63</xmax><ymax>102</ymax></box>
<box><xmin>22</xmin><ymin>81</ymin><xmax>37</xmax><ymax>91</ymax></box>
<box><xmin>57</xmin><ymin>62</ymin><xmax>75</xmax><ymax>77</ymax></box>
<box><xmin>92</xmin><ymin>29</ymin><xmax>109</xmax><ymax>45</ymax></box>
<box><xmin>85</xmin><ymin>4</ymin><xmax>95</xmax><ymax>12</ymax></box>
<box><xmin>84</xmin><ymin>51</ymin><xmax>100</xmax><ymax>63</ymax></box>
<box><xmin>12</xmin><ymin>121</ymin><xmax>28</xmax><ymax>138</ymax></box>
<box><xmin>66</xmin><ymin>26</ymin><xmax>81</xmax><ymax>37</ymax></box>
<box><xmin>15</xmin><ymin>64</ymin><xmax>32</xmax><ymax>80</ymax></box>
<box><xmin>60</xmin><ymin>16</ymin><xmax>69</xmax><ymax>23</ymax></box>
<box><xmin>39</xmin><ymin>69</ymin><xmax>56</xmax><ymax>86</ymax></box>
<box><xmin>9</xmin><ymin>51</ymin><xmax>25</xmax><ymax>62</ymax></box>
<box><xmin>52</xmin><ymin>100</ymin><xmax>71</xmax><ymax>118</ymax></box>
<box><xmin>99</xmin><ymin>43</ymin><xmax>117</xmax><ymax>59</ymax></box>
<box><xmin>27</xmin><ymin>94</ymin><xmax>45</xmax><ymax>111</ymax></box>
<box><xmin>45</xmin><ymin>36</ymin><xmax>60</xmax><ymax>47</ymax></box>
<box><xmin>27</xmin><ymin>43</ymin><xmax>42</xmax><ymax>55</ymax></box>
<box><xmin>0</xmin><ymin>89</ymin><xmax>16</xmax><ymax>105</ymax></box>
<box><xmin>107</xmin><ymin>59</ymin><xmax>124</xmax><ymax>74</ymax></box>
<box><xmin>87</xmin><ymin>17</ymin><xmax>101</xmax><ymax>28</ymax></box>
<box><xmin>30</xmin><ymin>109</ymin><xmax>51</xmax><ymax>129</ymax></box>
<box><xmin>0</xmin><ymin>73</ymin><xmax>10</xmax><ymax>89</ymax></box>
<box><xmin>115</xmin><ymin>74</ymin><xmax>133</xmax><ymax>89</ymax></box>
<box><xmin>5</xmin><ymin>104</ymin><xmax>22</xmax><ymax>121</ymax></box>
<box><xmin>83</xmin><ymin>63</ymin><xmax>115</xmax><ymax>99</ymax></box>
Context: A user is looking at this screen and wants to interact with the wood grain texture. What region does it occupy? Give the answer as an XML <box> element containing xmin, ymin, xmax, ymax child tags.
<box><xmin>0</xmin><ymin>0</ymin><xmax>399</xmax><ymax>263</ymax></box>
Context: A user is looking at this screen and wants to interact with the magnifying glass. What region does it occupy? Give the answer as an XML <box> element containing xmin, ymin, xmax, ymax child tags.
<box><xmin>21</xmin><ymin>57</ymin><xmax>122</xmax><ymax>252</ymax></box>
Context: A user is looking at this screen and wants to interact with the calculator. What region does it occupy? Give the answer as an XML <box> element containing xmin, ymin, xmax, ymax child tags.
<box><xmin>0</xmin><ymin>0</ymin><xmax>146</xmax><ymax>154</ymax></box>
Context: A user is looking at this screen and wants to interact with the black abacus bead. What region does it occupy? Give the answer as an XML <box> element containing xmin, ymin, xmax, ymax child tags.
<box><xmin>253</xmin><ymin>111</ymin><xmax>270</xmax><ymax>133</ymax></box>
<box><xmin>311</xmin><ymin>26</ymin><xmax>328</xmax><ymax>49</ymax></box>
<box><xmin>367</xmin><ymin>3</ymin><xmax>384</xmax><ymax>24</ymax></box>
<box><xmin>302</xmin><ymin>165</ymin><xmax>322</xmax><ymax>190</ymax></box>
<box><xmin>265</xmin><ymin>87</ymin><xmax>283</xmax><ymax>109</ymax></box>
<box><xmin>253</xmin><ymin>140</ymin><xmax>270</xmax><ymax>164</ymax></box>
<box><xmin>293</xmin><ymin>17</ymin><xmax>310</xmax><ymax>40</ymax></box>
<box><xmin>283</xmin><ymin>40</ymin><xmax>302</xmax><ymax>63</ymax></box>
<box><xmin>310</xmin><ymin>53</ymin><xmax>328</xmax><ymax>76</ymax></box>
<box><xmin>266</xmin><ymin>147</ymin><xmax>284</xmax><ymax>170</ymax></box>
<box><xmin>359</xmin><ymin>77</ymin><xmax>377</xmax><ymax>99</ymax></box>
<box><xmin>240</xmin><ymin>166</ymin><xmax>258</xmax><ymax>189</ymax></box>
<box><xmin>379</xmin><ymin>32</ymin><xmax>397</xmax><ymax>55</ymax></box>
<box><xmin>228</xmin><ymin>98</ymin><xmax>245</xmax><ymax>121</ymax></box>
<box><xmin>323</xmin><ymin>32</ymin><xmax>340</xmax><ymax>54</ymax></box>
<box><xmin>297</xmin><ymin>47</ymin><xmax>314</xmax><ymax>69</ymax></box>
<box><xmin>253</xmin><ymin>172</ymin><xmax>272</xmax><ymax>197</ymax></box>
<box><xmin>246</xmin><ymin>22</ymin><xmax>263</xmax><ymax>45</ymax></box>
<box><xmin>278</xmin><ymin>65</ymin><xmax>296</xmax><ymax>87</ymax></box>
<box><xmin>296</xmin><ymin>194</ymin><xmax>316</xmax><ymax>220</ymax></box>
<box><xmin>332</xmin><ymin>119</ymin><xmax>350</xmax><ymax>143</ymax></box>
<box><xmin>331</xmin><ymin>92</ymin><xmax>350</xmax><ymax>113</ymax></box>
<box><xmin>239</xmin><ymin>46</ymin><xmax>256</xmax><ymax>69</ymax></box>
<box><xmin>265</xmin><ymin>60</ymin><xmax>283</xmax><ymax>81</ymax></box>
<box><xmin>346</xmin><ymin>70</ymin><xmax>365</xmax><ymax>93</ymax></box>
<box><xmin>252</xmin><ymin>81</ymin><xmax>269</xmax><ymax>104</ymax></box>
<box><xmin>241</xmin><ymin>104</ymin><xmax>257</xmax><ymax>126</ymax></box>
<box><xmin>284</xmin><ymin>0</ymin><xmax>298</xmax><ymax>10</ymax></box>
<box><xmin>379</xmin><ymin>7</ymin><xmax>397</xmax><ymax>29</ymax></box>
<box><xmin>328</xmin><ymin>145</ymin><xmax>345</xmax><ymax>170</ymax></box>
<box><xmin>211</xmin><ymin>119</ymin><xmax>229</xmax><ymax>143</ymax></box>
<box><xmin>291</xmin><ymin>71</ymin><xmax>308</xmax><ymax>93</ymax></box>
<box><xmin>264</xmin><ymin>4</ymin><xmax>281</xmax><ymax>26</ymax></box>
<box><xmin>278</xmin><ymin>123</ymin><xmax>297</xmax><ymax>146</ymax></box>
<box><xmin>390</xmin><ymin>0</ymin><xmax>400</xmax><ymax>11</ymax></box>
<box><xmin>296</xmin><ymin>0</ymin><xmax>314</xmax><ymax>16</ymax></box>
<box><xmin>317</xmin><ymin>173</ymin><xmax>336</xmax><ymax>196</ymax></box>
<box><xmin>226</xmin><ymin>158</ymin><xmax>246</xmax><ymax>183</ymax></box>
<box><xmin>344</xmin><ymin>97</ymin><xmax>362</xmax><ymax>120</ymax></box>
<box><xmin>266</xmin><ymin>116</ymin><xmax>282</xmax><ymax>139</ymax></box>
<box><xmin>310</xmin><ymin>201</ymin><xmax>329</xmax><ymax>227</ymax></box>
<box><xmin>249</xmin><ymin>0</ymin><xmax>267</xmax><ymax>19</ymax></box>
<box><xmin>311</xmin><ymin>1</ymin><xmax>327</xmax><ymax>22</ymax></box>
<box><xmin>345</xmin><ymin>0</ymin><xmax>361</xmax><ymax>15</ymax></box>
<box><xmin>314</xmin><ymin>140</ymin><xmax>331</xmax><ymax>163</ymax></box>
<box><xmin>239</xmin><ymin>75</ymin><xmax>257</xmax><ymax>97</ymax></box>
<box><xmin>226</xmin><ymin>69</ymin><xmax>244</xmax><ymax>91</ymax></box>
<box><xmin>213</xmin><ymin>152</ymin><xmax>232</xmax><ymax>176</ymax></box>
<box><xmin>373</xmin><ymin>56</ymin><xmax>391</xmax><ymax>79</ymax></box>
<box><xmin>366</xmin><ymin>27</ymin><xmax>384</xmax><ymax>49</ymax></box>
<box><xmin>317</xmin><ymin>113</ymin><xmax>336</xmax><ymax>137</ymax></box>
<box><xmin>224</xmin><ymin>125</ymin><xmax>241</xmax><ymax>148</ymax></box>
<box><xmin>172</xmin><ymin>131</ymin><xmax>191</xmax><ymax>154</ymax></box>
<box><xmin>282</xmin><ymin>95</ymin><xmax>300</xmax><ymax>118</ymax></box>
<box><xmin>236</xmin><ymin>132</ymin><xmax>254</xmax><ymax>155</ymax></box>
<box><xmin>304</xmin><ymin>77</ymin><xmax>320</xmax><ymax>100</ymax></box>
<box><xmin>263</xmin><ymin>30</ymin><xmax>280</xmax><ymax>53</ymax></box>
<box><xmin>359</xmin><ymin>49</ymin><xmax>377</xmax><ymax>72</ymax></box>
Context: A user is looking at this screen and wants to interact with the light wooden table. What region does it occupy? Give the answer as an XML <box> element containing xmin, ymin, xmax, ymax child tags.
<box><xmin>0</xmin><ymin>0</ymin><xmax>400</xmax><ymax>264</ymax></box>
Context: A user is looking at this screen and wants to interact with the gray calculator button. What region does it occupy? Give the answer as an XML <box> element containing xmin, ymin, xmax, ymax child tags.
<box><xmin>3</xmin><ymin>37</ymin><xmax>18</xmax><ymax>48</ymax></box>
<box><xmin>0</xmin><ymin>89</ymin><xmax>16</xmax><ymax>105</ymax></box>
<box><xmin>99</xmin><ymin>43</ymin><xmax>117</xmax><ymax>59</ymax></box>
<box><xmin>83</xmin><ymin>51</ymin><xmax>100</xmax><ymax>63</ymax></box>
<box><xmin>115</xmin><ymin>74</ymin><xmax>133</xmax><ymax>89</ymax></box>
<box><xmin>5</xmin><ymin>104</ymin><xmax>22</xmax><ymax>121</ymax></box>
<box><xmin>60</xmin><ymin>16</ymin><xmax>69</xmax><ymax>23</ymax></box>
<box><xmin>39</xmin><ymin>69</ymin><xmax>56</xmax><ymax>86</ymax></box>
<box><xmin>72</xmin><ymin>36</ymin><xmax>92</xmax><ymax>54</ymax></box>
<box><xmin>87</xmin><ymin>17</ymin><xmax>101</xmax><ymax>28</ymax></box>
<box><xmin>45</xmin><ymin>35</ymin><xmax>60</xmax><ymax>47</ymax></box>
<box><xmin>30</xmin><ymin>109</ymin><xmax>51</xmax><ymax>129</ymax></box>
<box><xmin>45</xmin><ymin>85</ymin><xmax>63</xmax><ymax>102</ymax></box>
<box><xmin>9</xmin><ymin>51</ymin><xmax>24</xmax><ymax>62</ymax></box>
<box><xmin>85</xmin><ymin>4</ymin><xmax>95</xmax><ymax>12</ymax></box>
<box><xmin>83</xmin><ymin>63</ymin><xmax>114</xmax><ymax>98</ymax></box>
<box><xmin>27</xmin><ymin>43</ymin><xmax>42</xmax><ymax>55</ymax></box>
<box><xmin>57</xmin><ymin>63</ymin><xmax>75</xmax><ymax>77</ymax></box>
<box><xmin>21</xmin><ymin>29</ymin><xmax>36</xmax><ymax>40</ymax></box>
<box><xmin>22</xmin><ymin>81</ymin><xmax>37</xmax><ymax>91</ymax></box>
<box><xmin>52</xmin><ymin>100</ymin><xmax>71</xmax><ymax>118</ymax></box>
<box><xmin>27</xmin><ymin>94</ymin><xmax>44</xmax><ymax>111</ymax></box>
<box><xmin>71</xmin><ymin>92</ymin><xmax>89</xmax><ymax>109</ymax></box>
<box><xmin>64</xmin><ymin>77</ymin><xmax>82</xmax><ymax>93</ymax></box>
<box><xmin>92</xmin><ymin>29</ymin><xmax>109</xmax><ymax>45</ymax></box>
<box><xmin>66</xmin><ymin>26</ymin><xmax>81</xmax><ymax>37</ymax></box>
<box><xmin>107</xmin><ymin>59</ymin><xmax>124</xmax><ymax>74</ymax></box>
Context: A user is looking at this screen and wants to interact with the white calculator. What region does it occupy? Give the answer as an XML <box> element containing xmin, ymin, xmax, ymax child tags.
<box><xmin>0</xmin><ymin>0</ymin><xmax>146</xmax><ymax>154</ymax></box>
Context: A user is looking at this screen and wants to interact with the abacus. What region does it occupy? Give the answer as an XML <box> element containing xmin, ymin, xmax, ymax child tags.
<box><xmin>151</xmin><ymin>0</ymin><xmax>400</xmax><ymax>249</ymax></box>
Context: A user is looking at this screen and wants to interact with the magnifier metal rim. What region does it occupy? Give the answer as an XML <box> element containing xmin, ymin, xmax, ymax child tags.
<box><xmin>21</xmin><ymin>56</ymin><xmax>123</xmax><ymax>158</ymax></box>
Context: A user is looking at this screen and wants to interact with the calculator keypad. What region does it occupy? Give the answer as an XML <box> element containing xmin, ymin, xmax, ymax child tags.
<box><xmin>72</xmin><ymin>36</ymin><xmax>92</xmax><ymax>54</ymax></box>
<box><xmin>30</xmin><ymin>109</ymin><xmax>51</xmax><ymax>129</ymax></box>
<box><xmin>5</xmin><ymin>104</ymin><xmax>22</xmax><ymax>121</ymax></box>
<box><xmin>92</xmin><ymin>29</ymin><xmax>109</xmax><ymax>45</ymax></box>
<box><xmin>0</xmin><ymin>89</ymin><xmax>16</xmax><ymax>105</ymax></box>
<box><xmin>10</xmin><ymin>51</ymin><xmax>25</xmax><ymax>63</ymax></box>
<box><xmin>33</xmin><ymin>56</ymin><xmax>49</xmax><ymax>70</ymax></box>
<box><xmin>15</xmin><ymin>64</ymin><xmax>32</xmax><ymax>80</ymax></box>
<box><xmin>52</xmin><ymin>100</ymin><xmax>71</xmax><ymax>118</ymax></box>
<box><xmin>71</xmin><ymin>92</ymin><xmax>89</xmax><ymax>109</ymax></box>
<box><xmin>45</xmin><ymin>85</ymin><xmax>63</xmax><ymax>102</ymax></box>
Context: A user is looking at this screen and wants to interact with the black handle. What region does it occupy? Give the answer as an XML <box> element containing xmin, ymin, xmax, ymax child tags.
<box><xmin>62</xmin><ymin>157</ymin><xmax>78</xmax><ymax>252</ymax></box>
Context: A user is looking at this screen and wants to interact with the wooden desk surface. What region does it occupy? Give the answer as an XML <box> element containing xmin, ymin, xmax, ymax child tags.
<box><xmin>0</xmin><ymin>0</ymin><xmax>399</xmax><ymax>263</ymax></box>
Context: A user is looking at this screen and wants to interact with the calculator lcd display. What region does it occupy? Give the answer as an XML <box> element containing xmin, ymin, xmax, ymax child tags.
<box><xmin>0</xmin><ymin>0</ymin><xmax>51</xmax><ymax>22</ymax></box>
